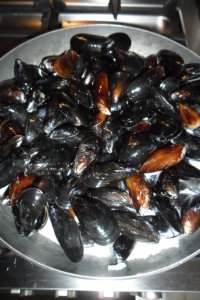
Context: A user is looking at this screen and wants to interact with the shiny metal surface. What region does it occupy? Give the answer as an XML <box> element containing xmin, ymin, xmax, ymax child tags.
<box><xmin>1</xmin><ymin>248</ymin><xmax>200</xmax><ymax>291</ymax></box>
<box><xmin>0</xmin><ymin>24</ymin><xmax>200</xmax><ymax>280</ymax></box>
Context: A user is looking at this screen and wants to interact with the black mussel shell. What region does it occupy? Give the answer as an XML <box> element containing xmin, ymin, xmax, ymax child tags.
<box><xmin>125</xmin><ymin>66</ymin><xmax>164</xmax><ymax>103</ymax></box>
<box><xmin>70</xmin><ymin>33</ymin><xmax>114</xmax><ymax>55</ymax></box>
<box><xmin>119</xmin><ymin>132</ymin><xmax>158</xmax><ymax>168</ymax></box>
<box><xmin>115</xmin><ymin>49</ymin><xmax>143</xmax><ymax>79</ymax></box>
<box><xmin>49</xmin><ymin>205</ymin><xmax>83</xmax><ymax>263</ymax></box>
<box><xmin>171</xmin><ymin>81</ymin><xmax>200</xmax><ymax>104</ymax></box>
<box><xmin>151</xmin><ymin>87</ymin><xmax>180</xmax><ymax>121</ymax></box>
<box><xmin>108</xmin><ymin>33</ymin><xmax>131</xmax><ymax>51</ymax></box>
<box><xmin>113</xmin><ymin>234</ymin><xmax>135</xmax><ymax>262</ymax></box>
<box><xmin>154</xmin><ymin>169</ymin><xmax>179</xmax><ymax>202</ymax></box>
<box><xmin>159</xmin><ymin>77</ymin><xmax>180</xmax><ymax>95</ymax></box>
<box><xmin>0</xmin><ymin>135</ymin><xmax>25</xmax><ymax>162</ymax></box>
<box><xmin>179</xmin><ymin>63</ymin><xmax>200</xmax><ymax>82</ymax></box>
<box><xmin>154</xmin><ymin>196</ymin><xmax>183</xmax><ymax>233</ymax></box>
<box><xmin>149</xmin><ymin>115</ymin><xmax>182</xmax><ymax>143</ymax></box>
<box><xmin>82</xmin><ymin>162</ymin><xmax>136</xmax><ymax>188</ymax></box>
<box><xmin>87</xmin><ymin>186</ymin><xmax>132</xmax><ymax>207</ymax></box>
<box><xmin>25</xmin><ymin>108</ymin><xmax>47</xmax><ymax>143</ymax></box>
<box><xmin>50</xmin><ymin>124</ymin><xmax>88</xmax><ymax>146</ymax></box>
<box><xmin>33</xmin><ymin>176</ymin><xmax>57</xmax><ymax>205</ymax></box>
<box><xmin>58</xmin><ymin>77</ymin><xmax>93</xmax><ymax>109</ymax></box>
<box><xmin>0</xmin><ymin>79</ymin><xmax>26</xmax><ymax>105</ymax></box>
<box><xmin>14</xmin><ymin>59</ymin><xmax>49</xmax><ymax>85</ymax></box>
<box><xmin>40</xmin><ymin>55</ymin><xmax>58</xmax><ymax>74</ymax></box>
<box><xmin>12</xmin><ymin>188</ymin><xmax>47</xmax><ymax>236</ymax></box>
<box><xmin>113</xmin><ymin>211</ymin><xmax>159</xmax><ymax>243</ymax></box>
<box><xmin>56</xmin><ymin>177</ymin><xmax>87</xmax><ymax>209</ymax></box>
<box><xmin>0</xmin><ymin>119</ymin><xmax>23</xmax><ymax>143</ymax></box>
<box><xmin>25</xmin><ymin>145</ymin><xmax>71</xmax><ymax>176</ymax></box>
<box><xmin>156</xmin><ymin>49</ymin><xmax>184</xmax><ymax>77</ymax></box>
<box><xmin>72</xmin><ymin>196</ymin><xmax>119</xmax><ymax>245</ymax></box>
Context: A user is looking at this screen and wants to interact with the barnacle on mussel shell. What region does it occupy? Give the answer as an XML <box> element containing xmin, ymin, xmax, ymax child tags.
<box><xmin>1</xmin><ymin>31</ymin><xmax>200</xmax><ymax>265</ymax></box>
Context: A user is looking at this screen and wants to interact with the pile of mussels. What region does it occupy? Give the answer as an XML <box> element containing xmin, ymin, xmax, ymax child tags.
<box><xmin>1</xmin><ymin>32</ymin><xmax>200</xmax><ymax>264</ymax></box>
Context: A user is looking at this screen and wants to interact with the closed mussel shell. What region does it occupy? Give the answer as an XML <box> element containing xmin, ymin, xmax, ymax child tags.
<box><xmin>119</xmin><ymin>132</ymin><xmax>158</xmax><ymax>168</ymax></box>
<box><xmin>71</xmin><ymin>196</ymin><xmax>119</xmax><ymax>245</ymax></box>
<box><xmin>49</xmin><ymin>205</ymin><xmax>83</xmax><ymax>263</ymax></box>
<box><xmin>12</xmin><ymin>188</ymin><xmax>48</xmax><ymax>236</ymax></box>
<box><xmin>113</xmin><ymin>210</ymin><xmax>159</xmax><ymax>243</ymax></box>
<box><xmin>113</xmin><ymin>234</ymin><xmax>135</xmax><ymax>262</ymax></box>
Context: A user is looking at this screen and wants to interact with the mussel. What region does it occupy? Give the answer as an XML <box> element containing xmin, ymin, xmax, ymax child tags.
<box><xmin>72</xmin><ymin>196</ymin><xmax>119</xmax><ymax>245</ymax></box>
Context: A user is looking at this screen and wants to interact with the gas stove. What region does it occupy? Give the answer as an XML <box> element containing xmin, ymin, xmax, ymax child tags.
<box><xmin>0</xmin><ymin>0</ymin><xmax>200</xmax><ymax>299</ymax></box>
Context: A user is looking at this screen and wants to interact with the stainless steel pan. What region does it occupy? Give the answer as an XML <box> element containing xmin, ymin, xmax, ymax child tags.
<box><xmin>0</xmin><ymin>24</ymin><xmax>200</xmax><ymax>279</ymax></box>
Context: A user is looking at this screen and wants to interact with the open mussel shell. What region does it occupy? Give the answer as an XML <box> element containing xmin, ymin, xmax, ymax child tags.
<box><xmin>12</xmin><ymin>188</ymin><xmax>48</xmax><ymax>236</ymax></box>
<box><xmin>53</xmin><ymin>50</ymin><xmax>79</xmax><ymax>78</ymax></box>
<box><xmin>109</xmin><ymin>71</ymin><xmax>130</xmax><ymax>107</ymax></box>
<box><xmin>71</xmin><ymin>196</ymin><xmax>119</xmax><ymax>245</ymax></box>
<box><xmin>49</xmin><ymin>205</ymin><xmax>83</xmax><ymax>263</ymax></box>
